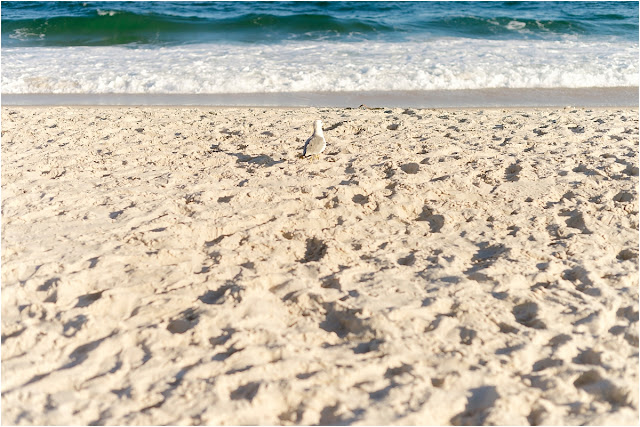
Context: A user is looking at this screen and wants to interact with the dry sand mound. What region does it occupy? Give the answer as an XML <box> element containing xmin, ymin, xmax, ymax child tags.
<box><xmin>2</xmin><ymin>106</ymin><xmax>638</xmax><ymax>425</ymax></box>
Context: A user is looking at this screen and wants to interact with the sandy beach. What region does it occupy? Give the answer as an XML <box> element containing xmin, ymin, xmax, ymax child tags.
<box><xmin>1</xmin><ymin>105</ymin><xmax>638</xmax><ymax>425</ymax></box>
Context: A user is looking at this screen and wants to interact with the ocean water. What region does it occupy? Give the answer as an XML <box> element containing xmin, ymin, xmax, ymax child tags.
<box><xmin>1</xmin><ymin>1</ymin><xmax>638</xmax><ymax>103</ymax></box>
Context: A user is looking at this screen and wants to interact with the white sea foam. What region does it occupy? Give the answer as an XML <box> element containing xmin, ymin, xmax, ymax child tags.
<box><xmin>506</xmin><ymin>20</ymin><xmax>527</xmax><ymax>31</ymax></box>
<box><xmin>9</xmin><ymin>28</ymin><xmax>45</xmax><ymax>41</ymax></box>
<box><xmin>2</xmin><ymin>39</ymin><xmax>637</xmax><ymax>94</ymax></box>
<box><xmin>96</xmin><ymin>9</ymin><xmax>120</xmax><ymax>16</ymax></box>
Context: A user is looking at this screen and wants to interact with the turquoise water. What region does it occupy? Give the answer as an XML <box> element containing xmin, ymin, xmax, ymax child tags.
<box><xmin>1</xmin><ymin>1</ymin><xmax>638</xmax><ymax>99</ymax></box>
<box><xmin>3</xmin><ymin>1</ymin><xmax>638</xmax><ymax>46</ymax></box>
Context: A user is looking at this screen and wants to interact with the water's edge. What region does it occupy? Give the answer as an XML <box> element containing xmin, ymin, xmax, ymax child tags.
<box><xmin>3</xmin><ymin>87</ymin><xmax>638</xmax><ymax>108</ymax></box>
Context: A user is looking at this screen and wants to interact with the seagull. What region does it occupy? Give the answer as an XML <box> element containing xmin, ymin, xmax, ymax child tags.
<box><xmin>302</xmin><ymin>119</ymin><xmax>326</xmax><ymax>159</ymax></box>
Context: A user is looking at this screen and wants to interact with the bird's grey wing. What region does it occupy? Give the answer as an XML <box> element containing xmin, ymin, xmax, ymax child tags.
<box><xmin>304</xmin><ymin>135</ymin><xmax>325</xmax><ymax>156</ymax></box>
<box><xmin>302</xmin><ymin>135</ymin><xmax>312</xmax><ymax>156</ymax></box>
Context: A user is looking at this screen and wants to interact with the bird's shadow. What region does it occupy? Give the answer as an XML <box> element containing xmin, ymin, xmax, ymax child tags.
<box><xmin>324</xmin><ymin>121</ymin><xmax>344</xmax><ymax>132</ymax></box>
<box><xmin>209</xmin><ymin>140</ymin><xmax>284</xmax><ymax>167</ymax></box>
<box><xmin>225</xmin><ymin>150</ymin><xmax>285</xmax><ymax>168</ymax></box>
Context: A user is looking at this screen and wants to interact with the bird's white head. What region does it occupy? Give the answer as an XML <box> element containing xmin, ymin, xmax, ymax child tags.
<box><xmin>314</xmin><ymin>119</ymin><xmax>323</xmax><ymax>132</ymax></box>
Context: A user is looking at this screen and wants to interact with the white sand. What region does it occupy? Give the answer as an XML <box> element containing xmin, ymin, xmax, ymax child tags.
<box><xmin>2</xmin><ymin>106</ymin><xmax>638</xmax><ymax>425</ymax></box>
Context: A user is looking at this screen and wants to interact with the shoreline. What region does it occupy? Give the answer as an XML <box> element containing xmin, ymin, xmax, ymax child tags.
<box><xmin>2</xmin><ymin>87</ymin><xmax>638</xmax><ymax>108</ymax></box>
